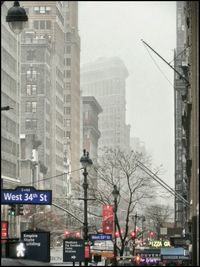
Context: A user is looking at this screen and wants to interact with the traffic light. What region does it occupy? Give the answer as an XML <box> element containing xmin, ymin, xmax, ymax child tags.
<box><xmin>130</xmin><ymin>231</ymin><xmax>136</xmax><ymax>238</ymax></box>
<box><xmin>16</xmin><ymin>204</ymin><xmax>24</xmax><ymax>216</ymax></box>
<box><xmin>8</xmin><ymin>204</ymin><xmax>16</xmax><ymax>216</ymax></box>
<box><xmin>64</xmin><ymin>229</ymin><xmax>70</xmax><ymax>236</ymax></box>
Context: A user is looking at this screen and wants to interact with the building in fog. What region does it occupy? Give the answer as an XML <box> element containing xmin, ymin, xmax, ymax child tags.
<box><xmin>63</xmin><ymin>1</ymin><xmax>81</xmax><ymax>192</ymax></box>
<box><xmin>20</xmin><ymin>1</ymin><xmax>81</xmax><ymax>197</ymax></box>
<box><xmin>1</xmin><ymin>1</ymin><xmax>21</xmax><ymax>238</ymax></box>
<box><xmin>81</xmin><ymin>57</ymin><xmax>130</xmax><ymax>154</ymax></box>
<box><xmin>20</xmin><ymin>32</ymin><xmax>52</xmax><ymax>190</ymax></box>
<box><xmin>1</xmin><ymin>2</ymin><xmax>21</xmax><ymax>189</ymax></box>
<box><xmin>174</xmin><ymin>2</ymin><xmax>199</xmax><ymax>265</ymax></box>
<box><xmin>130</xmin><ymin>137</ymin><xmax>147</xmax><ymax>155</ymax></box>
<box><xmin>82</xmin><ymin>96</ymin><xmax>102</xmax><ymax>161</ymax></box>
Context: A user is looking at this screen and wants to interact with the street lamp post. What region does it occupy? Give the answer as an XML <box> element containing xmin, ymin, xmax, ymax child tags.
<box><xmin>112</xmin><ymin>185</ymin><xmax>119</xmax><ymax>266</ymax></box>
<box><xmin>132</xmin><ymin>213</ymin><xmax>138</xmax><ymax>258</ymax></box>
<box><xmin>6</xmin><ymin>1</ymin><xmax>28</xmax><ymax>34</ymax></box>
<box><xmin>80</xmin><ymin>149</ymin><xmax>93</xmax><ymax>266</ymax></box>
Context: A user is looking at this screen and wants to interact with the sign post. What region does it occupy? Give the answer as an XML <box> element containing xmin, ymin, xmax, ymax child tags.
<box><xmin>63</xmin><ymin>239</ymin><xmax>85</xmax><ymax>263</ymax></box>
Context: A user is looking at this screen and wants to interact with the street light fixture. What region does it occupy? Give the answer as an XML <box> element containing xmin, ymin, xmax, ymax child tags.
<box><xmin>6</xmin><ymin>1</ymin><xmax>28</xmax><ymax>34</ymax></box>
<box><xmin>112</xmin><ymin>184</ymin><xmax>119</xmax><ymax>266</ymax></box>
<box><xmin>80</xmin><ymin>149</ymin><xmax>93</xmax><ymax>266</ymax></box>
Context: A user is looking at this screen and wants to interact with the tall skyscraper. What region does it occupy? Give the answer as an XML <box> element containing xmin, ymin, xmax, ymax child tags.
<box><xmin>81</xmin><ymin>57</ymin><xmax>130</xmax><ymax>154</ymax></box>
<box><xmin>63</xmin><ymin>1</ymin><xmax>81</xmax><ymax>192</ymax></box>
<box><xmin>1</xmin><ymin>2</ymin><xmax>20</xmax><ymax>189</ymax></box>
<box><xmin>20</xmin><ymin>1</ymin><xmax>81</xmax><ymax>197</ymax></box>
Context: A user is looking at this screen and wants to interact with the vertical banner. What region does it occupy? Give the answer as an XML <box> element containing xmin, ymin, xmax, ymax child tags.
<box><xmin>102</xmin><ymin>205</ymin><xmax>113</xmax><ymax>234</ymax></box>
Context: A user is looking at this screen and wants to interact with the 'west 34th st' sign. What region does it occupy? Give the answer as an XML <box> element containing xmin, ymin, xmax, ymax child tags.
<box><xmin>1</xmin><ymin>186</ymin><xmax>52</xmax><ymax>205</ymax></box>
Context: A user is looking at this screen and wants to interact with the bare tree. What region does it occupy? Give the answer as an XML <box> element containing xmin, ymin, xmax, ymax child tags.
<box><xmin>144</xmin><ymin>203</ymin><xmax>171</xmax><ymax>238</ymax></box>
<box><xmin>88</xmin><ymin>147</ymin><xmax>159</xmax><ymax>257</ymax></box>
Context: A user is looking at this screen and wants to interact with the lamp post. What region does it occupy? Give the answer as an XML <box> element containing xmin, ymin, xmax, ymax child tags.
<box><xmin>80</xmin><ymin>149</ymin><xmax>93</xmax><ymax>266</ymax></box>
<box><xmin>132</xmin><ymin>213</ymin><xmax>138</xmax><ymax>258</ymax></box>
<box><xmin>112</xmin><ymin>185</ymin><xmax>119</xmax><ymax>266</ymax></box>
<box><xmin>6</xmin><ymin>1</ymin><xmax>28</xmax><ymax>34</ymax></box>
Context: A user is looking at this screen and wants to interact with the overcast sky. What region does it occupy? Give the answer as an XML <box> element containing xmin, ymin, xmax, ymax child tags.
<box><xmin>79</xmin><ymin>1</ymin><xmax>176</xmax><ymax>193</ymax></box>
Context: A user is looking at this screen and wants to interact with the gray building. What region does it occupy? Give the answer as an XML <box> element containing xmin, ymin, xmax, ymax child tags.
<box><xmin>174</xmin><ymin>1</ymin><xmax>190</xmax><ymax>230</ymax></box>
<box><xmin>20</xmin><ymin>32</ymin><xmax>51</xmax><ymax>190</ymax></box>
<box><xmin>20</xmin><ymin>1</ymin><xmax>69</xmax><ymax>199</ymax></box>
<box><xmin>81</xmin><ymin>57</ymin><xmax>130</xmax><ymax>154</ymax></box>
<box><xmin>1</xmin><ymin>1</ymin><xmax>22</xmax><ymax>237</ymax></box>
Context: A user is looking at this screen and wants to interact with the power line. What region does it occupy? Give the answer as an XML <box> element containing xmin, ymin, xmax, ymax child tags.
<box><xmin>23</xmin><ymin>167</ymin><xmax>83</xmax><ymax>187</ymax></box>
<box><xmin>142</xmin><ymin>41</ymin><xmax>174</xmax><ymax>87</ymax></box>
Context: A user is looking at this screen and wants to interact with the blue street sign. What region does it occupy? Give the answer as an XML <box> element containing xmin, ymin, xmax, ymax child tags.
<box><xmin>1</xmin><ymin>186</ymin><xmax>52</xmax><ymax>205</ymax></box>
<box><xmin>89</xmin><ymin>234</ymin><xmax>112</xmax><ymax>241</ymax></box>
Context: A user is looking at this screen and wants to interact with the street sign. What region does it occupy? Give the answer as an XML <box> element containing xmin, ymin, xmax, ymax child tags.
<box><xmin>21</xmin><ymin>231</ymin><xmax>50</xmax><ymax>262</ymax></box>
<box><xmin>1</xmin><ymin>186</ymin><xmax>52</xmax><ymax>205</ymax></box>
<box><xmin>63</xmin><ymin>239</ymin><xmax>84</xmax><ymax>262</ymax></box>
<box><xmin>89</xmin><ymin>234</ymin><xmax>112</xmax><ymax>241</ymax></box>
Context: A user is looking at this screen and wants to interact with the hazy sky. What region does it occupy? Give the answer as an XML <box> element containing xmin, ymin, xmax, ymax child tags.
<box><xmin>79</xmin><ymin>1</ymin><xmax>176</xmax><ymax>191</ymax></box>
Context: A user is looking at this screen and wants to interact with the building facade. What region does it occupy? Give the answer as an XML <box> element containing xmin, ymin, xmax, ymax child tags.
<box><xmin>63</xmin><ymin>1</ymin><xmax>81</xmax><ymax>193</ymax></box>
<box><xmin>82</xmin><ymin>96</ymin><xmax>102</xmax><ymax>161</ymax></box>
<box><xmin>1</xmin><ymin>1</ymin><xmax>21</xmax><ymax>237</ymax></box>
<box><xmin>175</xmin><ymin>2</ymin><xmax>199</xmax><ymax>265</ymax></box>
<box><xmin>81</xmin><ymin>57</ymin><xmax>130</xmax><ymax>154</ymax></box>
<box><xmin>174</xmin><ymin>1</ymin><xmax>189</xmax><ymax>230</ymax></box>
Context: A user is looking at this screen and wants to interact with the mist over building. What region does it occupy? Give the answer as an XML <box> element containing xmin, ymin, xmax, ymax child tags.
<box><xmin>81</xmin><ymin>57</ymin><xmax>131</xmax><ymax>154</ymax></box>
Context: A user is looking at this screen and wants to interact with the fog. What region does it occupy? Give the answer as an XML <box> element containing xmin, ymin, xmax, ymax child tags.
<box><xmin>79</xmin><ymin>1</ymin><xmax>176</xmax><ymax>197</ymax></box>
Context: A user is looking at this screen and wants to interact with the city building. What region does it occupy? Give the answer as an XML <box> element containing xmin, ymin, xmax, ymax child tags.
<box><xmin>174</xmin><ymin>1</ymin><xmax>189</xmax><ymax>230</ymax></box>
<box><xmin>82</xmin><ymin>96</ymin><xmax>102</xmax><ymax>161</ymax></box>
<box><xmin>174</xmin><ymin>2</ymin><xmax>199</xmax><ymax>265</ymax></box>
<box><xmin>20</xmin><ymin>32</ymin><xmax>51</xmax><ymax>190</ymax></box>
<box><xmin>81</xmin><ymin>57</ymin><xmax>131</xmax><ymax>154</ymax></box>
<box><xmin>1</xmin><ymin>2</ymin><xmax>21</xmax><ymax>237</ymax></box>
<box><xmin>63</xmin><ymin>1</ymin><xmax>81</xmax><ymax>193</ymax></box>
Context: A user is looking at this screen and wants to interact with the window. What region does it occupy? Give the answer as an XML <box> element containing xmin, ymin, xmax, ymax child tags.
<box><xmin>66</xmin><ymin>58</ymin><xmax>71</xmax><ymax>66</ymax></box>
<box><xmin>34</xmin><ymin>6</ymin><xmax>51</xmax><ymax>14</ymax></box>
<box><xmin>32</xmin><ymin>102</ymin><xmax>37</xmax><ymax>112</ymax></box>
<box><xmin>40</xmin><ymin>20</ymin><xmax>45</xmax><ymax>29</ymax></box>
<box><xmin>26</xmin><ymin>69</ymin><xmax>37</xmax><ymax>81</ymax></box>
<box><xmin>26</xmin><ymin>102</ymin><xmax>31</xmax><ymax>112</ymax></box>
<box><xmin>64</xmin><ymin>107</ymin><xmax>71</xmax><ymax>115</ymax></box>
<box><xmin>66</xmin><ymin>70</ymin><xmax>71</xmax><ymax>78</ymax></box>
<box><xmin>46</xmin><ymin>20</ymin><xmax>51</xmax><ymax>29</ymax></box>
<box><xmin>27</xmin><ymin>85</ymin><xmax>31</xmax><ymax>95</ymax></box>
<box><xmin>33</xmin><ymin>21</ymin><xmax>39</xmax><ymax>29</ymax></box>
<box><xmin>25</xmin><ymin>119</ymin><xmax>37</xmax><ymax>129</ymax></box>
<box><xmin>26</xmin><ymin>101</ymin><xmax>37</xmax><ymax>113</ymax></box>
<box><xmin>66</xmin><ymin>45</ymin><xmax>71</xmax><ymax>54</ymax></box>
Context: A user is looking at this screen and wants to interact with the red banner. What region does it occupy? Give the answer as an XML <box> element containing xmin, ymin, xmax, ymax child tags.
<box><xmin>102</xmin><ymin>205</ymin><xmax>113</xmax><ymax>234</ymax></box>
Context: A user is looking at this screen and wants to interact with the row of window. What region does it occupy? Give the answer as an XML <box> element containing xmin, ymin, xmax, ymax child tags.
<box><xmin>34</xmin><ymin>6</ymin><xmax>51</xmax><ymax>14</ymax></box>
<box><xmin>33</xmin><ymin>20</ymin><xmax>52</xmax><ymax>30</ymax></box>
<box><xmin>25</xmin><ymin>119</ymin><xmax>37</xmax><ymax>130</ymax></box>
<box><xmin>26</xmin><ymin>101</ymin><xmax>37</xmax><ymax>113</ymax></box>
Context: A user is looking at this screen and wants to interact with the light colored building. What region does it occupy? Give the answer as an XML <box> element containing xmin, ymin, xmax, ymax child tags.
<box><xmin>21</xmin><ymin>1</ymin><xmax>66</xmax><ymax>198</ymax></box>
<box><xmin>81</xmin><ymin>57</ymin><xmax>130</xmax><ymax>154</ymax></box>
<box><xmin>63</xmin><ymin>1</ymin><xmax>81</xmax><ymax>193</ymax></box>
<box><xmin>1</xmin><ymin>1</ymin><xmax>21</xmax><ymax>237</ymax></box>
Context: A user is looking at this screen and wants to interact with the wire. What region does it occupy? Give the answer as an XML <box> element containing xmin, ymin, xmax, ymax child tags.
<box><xmin>142</xmin><ymin>42</ymin><xmax>174</xmax><ymax>87</ymax></box>
<box><xmin>23</xmin><ymin>167</ymin><xmax>83</xmax><ymax>187</ymax></box>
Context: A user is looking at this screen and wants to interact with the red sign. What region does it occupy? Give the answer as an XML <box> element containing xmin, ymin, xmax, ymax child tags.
<box><xmin>1</xmin><ymin>221</ymin><xmax>8</xmax><ymax>240</ymax></box>
<box><xmin>102</xmin><ymin>205</ymin><xmax>113</xmax><ymax>234</ymax></box>
<box><xmin>85</xmin><ymin>244</ymin><xmax>90</xmax><ymax>258</ymax></box>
